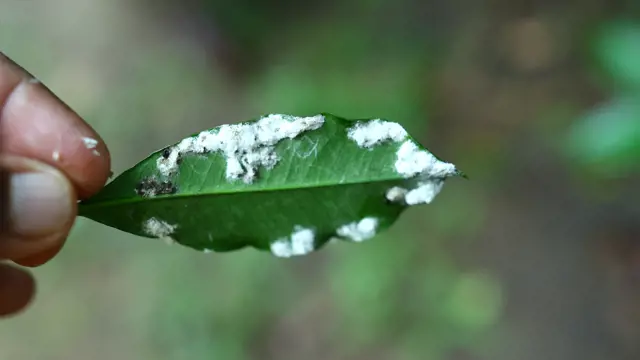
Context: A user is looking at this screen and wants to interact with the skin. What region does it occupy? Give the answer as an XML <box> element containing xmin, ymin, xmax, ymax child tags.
<box><xmin>0</xmin><ymin>53</ymin><xmax>111</xmax><ymax>317</ymax></box>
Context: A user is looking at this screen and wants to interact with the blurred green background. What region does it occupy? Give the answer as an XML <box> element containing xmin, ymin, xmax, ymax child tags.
<box><xmin>1</xmin><ymin>0</ymin><xmax>640</xmax><ymax>359</ymax></box>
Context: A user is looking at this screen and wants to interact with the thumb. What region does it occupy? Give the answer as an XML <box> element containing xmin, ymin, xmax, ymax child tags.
<box><xmin>0</xmin><ymin>155</ymin><xmax>76</xmax><ymax>262</ymax></box>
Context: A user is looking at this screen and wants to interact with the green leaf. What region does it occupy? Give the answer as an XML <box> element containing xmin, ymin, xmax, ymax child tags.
<box><xmin>593</xmin><ymin>20</ymin><xmax>640</xmax><ymax>89</ymax></box>
<box><xmin>79</xmin><ymin>113</ymin><xmax>463</xmax><ymax>257</ymax></box>
<box><xmin>566</xmin><ymin>96</ymin><xmax>640</xmax><ymax>174</ymax></box>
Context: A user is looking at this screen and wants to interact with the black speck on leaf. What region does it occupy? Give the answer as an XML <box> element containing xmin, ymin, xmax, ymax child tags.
<box><xmin>135</xmin><ymin>177</ymin><xmax>177</xmax><ymax>197</ymax></box>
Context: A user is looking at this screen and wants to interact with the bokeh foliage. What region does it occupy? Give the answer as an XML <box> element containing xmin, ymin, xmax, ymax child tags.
<box><xmin>568</xmin><ymin>19</ymin><xmax>640</xmax><ymax>176</ymax></box>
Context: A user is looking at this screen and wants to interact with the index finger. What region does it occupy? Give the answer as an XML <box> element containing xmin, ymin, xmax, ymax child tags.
<box><xmin>0</xmin><ymin>52</ymin><xmax>111</xmax><ymax>199</ymax></box>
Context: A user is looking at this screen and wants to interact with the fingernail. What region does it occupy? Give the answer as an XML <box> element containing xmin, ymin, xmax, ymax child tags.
<box><xmin>9</xmin><ymin>172</ymin><xmax>72</xmax><ymax>236</ymax></box>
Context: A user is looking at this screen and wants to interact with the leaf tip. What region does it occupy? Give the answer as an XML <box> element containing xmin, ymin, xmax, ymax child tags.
<box><xmin>455</xmin><ymin>169</ymin><xmax>469</xmax><ymax>179</ymax></box>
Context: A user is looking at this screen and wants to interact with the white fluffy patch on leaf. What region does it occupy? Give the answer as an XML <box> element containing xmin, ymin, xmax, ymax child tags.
<box><xmin>405</xmin><ymin>181</ymin><xmax>445</xmax><ymax>205</ymax></box>
<box><xmin>142</xmin><ymin>217</ymin><xmax>178</xmax><ymax>244</ymax></box>
<box><xmin>395</xmin><ymin>140</ymin><xmax>457</xmax><ymax>178</ymax></box>
<box><xmin>337</xmin><ymin>122</ymin><xmax>456</xmax><ymax>206</ymax></box>
<box><xmin>347</xmin><ymin>119</ymin><xmax>408</xmax><ymax>148</ymax></box>
<box><xmin>270</xmin><ymin>226</ymin><xmax>316</xmax><ymax>258</ymax></box>
<box><xmin>157</xmin><ymin>114</ymin><xmax>325</xmax><ymax>182</ymax></box>
<box><xmin>385</xmin><ymin>186</ymin><xmax>408</xmax><ymax>202</ymax></box>
<box><xmin>337</xmin><ymin>217</ymin><xmax>379</xmax><ymax>242</ymax></box>
<box><xmin>386</xmin><ymin>180</ymin><xmax>445</xmax><ymax>205</ymax></box>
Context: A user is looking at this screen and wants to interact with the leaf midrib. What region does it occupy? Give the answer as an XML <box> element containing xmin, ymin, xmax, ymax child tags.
<box><xmin>78</xmin><ymin>174</ymin><xmax>404</xmax><ymax>214</ymax></box>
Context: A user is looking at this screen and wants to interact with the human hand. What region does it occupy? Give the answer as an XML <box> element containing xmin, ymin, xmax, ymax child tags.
<box><xmin>0</xmin><ymin>53</ymin><xmax>111</xmax><ymax>317</ymax></box>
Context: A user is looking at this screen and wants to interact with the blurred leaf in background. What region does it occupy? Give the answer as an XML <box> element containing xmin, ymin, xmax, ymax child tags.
<box><xmin>248</xmin><ymin>19</ymin><xmax>433</xmax><ymax>133</ymax></box>
<box><xmin>567</xmin><ymin>96</ymin><xmax>640</xmax><ymax>175</ymax></box>
<box><xmin>568</xmin><ymin>18</ymin><xmax>640</xmax><ymax>177</ymax></box>
<box><xmin>592</xmin><ymin>20</ymin><xmax>640</xmax><ymax>91</ymax></box>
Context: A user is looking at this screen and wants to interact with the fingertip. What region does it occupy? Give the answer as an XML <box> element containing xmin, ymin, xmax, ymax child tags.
<box><xmin>0</xmin><ymin>156</ymin><xmax>75</xmax><ymax>262</ymax></box>
<box><xmin>1</xmin><ymin>81</ymin><xmax>111</xmax><ymax>198</ymax></box>
<box><xmin>13</xmin><ymin>243</ymin><xmax>64</xmax><ymax>268</ymax></box>
<box><xmin>0</xmin><ymin>264</ymin><xmax>35</xmax><ymax>317</ymax></box>
<box><xmin>0</xmin><ymin>230</ymin><xmax>71</xmax><ymax>264</ymax></box>
<box><xmin>1</xmin><ymin>53</ymin><xmax>112</xmax><ymax>199</ymax></box>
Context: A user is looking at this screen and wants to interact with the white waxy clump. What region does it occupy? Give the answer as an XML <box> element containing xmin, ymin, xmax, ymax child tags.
<box><xmin>337</xmin><ymin>217</ymin><xmax>379</xmax><ymax>242</ymax></box>
<box><xmin>385</xmin><ymin>181</ymin><xmax>445</xmax><ymax>205</ymax></box>
<box><xmin>387</xmin><ymin>139</ymin><xmax>460</xmax><ymax>206</ymax></box>
<box><xmin>385</xmin><ymin>186</ymin><xmax>408</xmax><ymax>202</ymax></box>
<box><xmin>157</xmin><ymin>114</ymin><xmax>325</xmax><ymax>182</ymax></box>
<box><xmin>142</xmin><ymin>217</ymin><xmax>178</xmax><ymax>244</ymax></box>
<box><xmin>270</xmin><ymin>239</ymin><xmax>293</xmax><ymax>258</ymax></box>
<box><xmin>345</xmin><ymin>120</ymin><xmax>458</xmax><ymax>207</ymax></box>
<box><xmin>395</xmin><ymin>141</ymin><xmax>457</xmax><ymax>178</ymax></box>
<box><xmin>82</xmin><ymin>137</ymin><xmax>100</xmax><ymax>156</ymax></box>
<box><xmin>270</xmin><ymin>226</ymin><xmax>316</xmax><ymax>258</ymax></box>
<box><xmin>405</xmin><ymin>181</ymin><xmax>444</xmax><ymax>205</ymax></box>
<box><xmin>52</xmin><ymin>151</ymin><xmax>60</xmax><ymax>162</ymax></box>
<box><xmin>347</xmin><ymin>119</ymin><xmax>408</xmax><ymax>148</ymax></box>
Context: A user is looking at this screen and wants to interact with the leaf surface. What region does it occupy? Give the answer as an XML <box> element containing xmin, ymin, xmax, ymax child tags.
<box><xmin>79</xmin><ymin>113</ymin><xmax>462</xmax><ymax>257</ymax></box>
